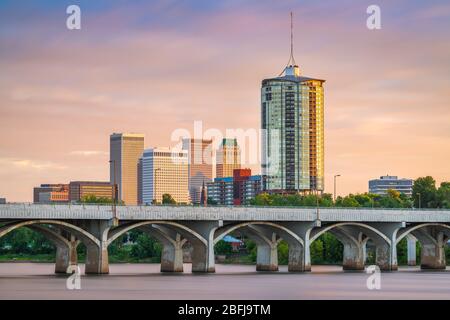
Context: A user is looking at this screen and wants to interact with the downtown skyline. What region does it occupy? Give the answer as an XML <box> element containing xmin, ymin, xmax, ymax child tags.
<box><xmin>1</xmin><ymin>0</ymin><xmax>450</xmax><ymax>201</ymax></box>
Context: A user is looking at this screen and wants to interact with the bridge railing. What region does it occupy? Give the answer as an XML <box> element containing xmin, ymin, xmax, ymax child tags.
<box><xmin>1</xmin><ymin>202</ymin><xmax>449</xmax><ymax>211</ymax></box>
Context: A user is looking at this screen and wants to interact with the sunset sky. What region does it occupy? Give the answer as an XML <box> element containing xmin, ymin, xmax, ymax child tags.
<box><xmin>1</xmin><ymin>0</ymin><xmax>449</xmax><ymax>201</ymax></box>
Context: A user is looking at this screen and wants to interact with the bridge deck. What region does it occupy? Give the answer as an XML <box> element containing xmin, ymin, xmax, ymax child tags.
<box><xmin>1</xmin><ymin>204</ymin><xmax>450</xmax><ymax>222</ymax></box>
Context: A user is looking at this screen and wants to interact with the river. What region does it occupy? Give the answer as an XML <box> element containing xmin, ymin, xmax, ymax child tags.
<box><xmin>0</xmin><ymin>263</ymin><xmax>449</xmax><ymax>299</ymax></box>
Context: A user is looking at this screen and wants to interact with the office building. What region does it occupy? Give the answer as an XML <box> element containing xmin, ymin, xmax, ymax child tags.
<box><xmin>140</xmin><ymin>147</ymin><xmax>189</xmax><ymax>204</ymax></box>
<box><xmin>216</xmin><ymin>138</ymin><xmax>241</xmax><ymax>178</ymax></box>
<box><xmin>369</xmin><ymin>175</ymin><xmax>413</xmax><ymax>196</ymax></box>
<box><xmin>0</xmin><ymin>198</ymin><xmax>6</xmax><ymax>204</ymax></box>
<box><xmin>110</xmin><ymin>133</ymin><xmax>144</xmax><ymax>205</ymax></box>
<box><xmin>68</xmin><ymin>181</ymin><xmax>114</xmax><ymax>202</ymax></box>
<box><xmin>182</xmin><ymin>138</ymin><xmax>213</xmax><ymax>204</ymax></box>
<box><xmin>207</xmin><ymin>169</ymin><xmax>262</xmax><ymax>206</ymax></box>
<box><xmin>261</xmin><ymin>16</ymin><xmax>325</xmax><ymax>193</ymax></box>
<box><xmin>33</xmin><ymin>184</ymin><xmax>69</xmax><ymax>204</ymax></box>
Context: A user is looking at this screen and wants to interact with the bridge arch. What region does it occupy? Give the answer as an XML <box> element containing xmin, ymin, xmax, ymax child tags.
<box><xmin>213</xmin><ymin>221</ymin><xmax>306</xmax><ymax>272</ymax></box>
<box><xmin>396</xmin><ymin>223</ymin><xmax>450</xmax><ymax>244</ymax></box>
<box><xmin>0</xmin><ymin>220</ymin><xmax>100</xmax><ymax>247</ymax></box>
<box><xmin>214</xmin><ymin>221</ymin><xmax>304</xmax><ymax>246</ymax></box>
<box><xmin>107</xmin><ymin>220</ymin><xmax>207</xmax><ymax>246</ymax></box>
<box><xmin>310</xmin><ymin>222</ymin><xmax>390</xmax><ymax>245</ymax></box>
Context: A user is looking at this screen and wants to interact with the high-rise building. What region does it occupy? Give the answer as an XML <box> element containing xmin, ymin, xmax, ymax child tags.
<box><xmin>261</xmin><ymin>15</ymin><xmax>325</xmax><ymax>194</ymax></box>
<box><xmin>369</xmin><ymin>175</ymin><xmax>413</xmax><ymax>196</ymax></box>
<box><xmin>68</xmin><ymin>181</ymin><xmax>114</xmax><ymax>202</ymax></box>
<box><xmin>110</xmin><ymin>133</ymin><xmax>144</xmax><ymax>205</ymax></box>
<box><xmin>207</xmin><ymin>169</ymin><xmax>262</xmax><ymax>206</ymax></box>
<box><xmin>182</xmin><ymin>138</ymin><xmax>213</xmax><ymax>204</ymax></box>
<box><xmin>33</xmin><ymin>184</ymin><xmax>69</xmax><ymax>204</ymax></box>
<box><xmin>140</xmin><ymin>147</ymin><xmax>189</xmax><ymax>204</ymax></box>
<box><xmin>216</xmin><ymin>138</ymin><xmax>241</xmax><ymax>178</ymax></box>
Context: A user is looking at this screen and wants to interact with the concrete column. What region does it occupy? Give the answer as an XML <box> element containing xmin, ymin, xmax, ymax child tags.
<box><xmin>368</xmin><ymin>222</ymin><xmax>405</xmax><ymax>272</ymax></box>
<box><xmin>84</xmin><ymin>220</ymin><xmax>111</xmax><ymax>274</ymax></box>
<box><xmin>407</xmin><ymin>235</ymin><xmax>417</xmax><ymax>266</ymax></box>
<box><xmin>281</xmin><ymin>221</ymin><xmax>318</xmax><ymax>272</ymax></box>
<box><xmin>287</xmin><ymin>244</ymin><xmax>304</xmax><ymax>272</ymax></box>
<box><xmin>363</xmin><ymin>242</ymin><xmax>367</xmax><ymax>264</ymax></box>
<box><xmin>420</xmin><ymin>232</ymin><xmax>446</xmax><ymax>270</ymax></box>
<box><xmin>303</xmin><ymin>235</ymin><xmax>312</xmax><ymax>272</ymax></box>
<box><xmin>55</xmin><ymin>239</ymin><xmax>79</xmax><ymax>274</ymax></box>
<box><xmin>191</xmin><ymin>239</ymin><xmax>213</xmax><ymax>273</ymax></box>
<box><xmin>160</xmin><ymin>234</ymin><xmax>185</xmax><ymax>273</ymax></box>
<box><xmin>181</xmin><ymin>221</ymin><xmax>218</xmax><ymax>273</ymax></box>
<box><xmin>342</xmin><ymin>243</ymin><xmax>365</xmax><ymax>270</ymax></box>
<box><xmin>375</xmin><ymin>243</ymin><xmax>392</xmax><ymax>271</ymax></box>
<box><xmin>256</xmin><ymin>241</ymin><xmax>279</xmax><ymax>271</ymax></box>
<box><xmin>85</xmin><ymin>242</ymin><xmax>109</xmax><ymax>274</ymax></box>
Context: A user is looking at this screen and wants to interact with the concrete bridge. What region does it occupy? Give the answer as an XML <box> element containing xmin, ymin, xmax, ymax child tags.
<box><xmin>0</xmin><ymin>204</ymin><xmax>449</xmax><ymax>274</ymax></box>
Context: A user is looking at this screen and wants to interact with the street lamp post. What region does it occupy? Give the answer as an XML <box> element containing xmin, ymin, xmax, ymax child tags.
<box><xmin>315</xmin><ymin>189</ymin><xmax>320</xmax><ymax>221</ymax></box>
<box><xmin>417</xmin><ymin>192</ymin><xmax>421</xmax><ymax>209</ymax></box>
<box><xmin>109</xmin><ymin>160</ymin><xmax>118</xmax><ymax>225</ymax></box>
<box><xmin>333</xmin><ymin>174</ymin><xmax>341</xmax><ymax>202</ymax></box>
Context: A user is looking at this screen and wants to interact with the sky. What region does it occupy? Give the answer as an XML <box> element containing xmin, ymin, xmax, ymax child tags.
<box><xmin>0</xmin><ymin>0</ymin><xmax>449</xmax><ymax>202</ymax></box>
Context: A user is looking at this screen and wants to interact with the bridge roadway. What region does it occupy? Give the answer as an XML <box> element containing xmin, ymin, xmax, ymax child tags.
<box><xmin>0</xmin><ymin>204</ymin><xmax>449</xmax><ymax>274</ymax></box>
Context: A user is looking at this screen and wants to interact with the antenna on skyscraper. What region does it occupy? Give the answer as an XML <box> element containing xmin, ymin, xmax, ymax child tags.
<box><xmin>279</xmin><ymin>11</ymin><xmax>298</xmax><ymax>76</ymax></box>
<box><xmin>289</xmin><ymin>11</ymin><xmax>296</xmax><ymax>66</ymax></box>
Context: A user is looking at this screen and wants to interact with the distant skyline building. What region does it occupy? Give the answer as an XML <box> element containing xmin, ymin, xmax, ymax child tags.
<box><xmin>68</xmin><ymin>181</ymin><xmax>114</xmax><ymax>202</ymax></box>
<box><xmin>182</xmin><ymin>138</ymin><xmax>213</xmax><ymax>204</ymax></box>
<box><xmin>261</xmin><ymin>15</ymin><xmax>325</xmax><ymax>194</ymax></box>
<box><xmin>207</xmin><ymin>169</ymin><xmax>261</xmax><ymax>206</ymax></box>
<box><xmin>369</xmin><ymin>175</ymin><xmax>413</xmax><ymax>196</ymax></box>
<box><xmin>216</xmin><ymin>138</ymin><xmax>241</xmax><ymax>178</ymax></box>
<box><xmin>33</xmin><ymin>184</ymin><xmax>69</xmax><ymax>204</ymax></box>
<box><xmin>0</xmin><ymin>198</ymin><xmax>6</xmax><ymax>204</ymax></box>
<box><xmin>140</xmin><ymin>147</ymin><xmax>189</xmax><ymax>204</ymax></box>
<box><xmin>110</xmin><ymin>133</ymin><xmax>144</xmax><ymax>205</ymax></box>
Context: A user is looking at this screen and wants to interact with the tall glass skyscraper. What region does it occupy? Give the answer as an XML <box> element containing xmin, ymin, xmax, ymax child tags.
<box><xmin>261</xmin><ymin>61</ymin><xmax>325</xmax><ymax>193</ymax></box>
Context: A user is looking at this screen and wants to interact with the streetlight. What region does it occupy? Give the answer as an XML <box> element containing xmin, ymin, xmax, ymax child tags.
<box><xmin>333</xmin><ymin>174</ymin><xmax>341</xmax><ymax>202</ymax></box>
<box><xmin>109</xmin><ymin>160</ymin><xmax>118</xmax><ymax>224</ymax></box>
<box><xmin>315</xmin><ymin>189</ymin><xmax>320</xmax><ymax>221</ymax></box>
<box><xmin>417</xmin><ymin>192</ymin><xmax>421</xmax><ymax>210</ymax></box>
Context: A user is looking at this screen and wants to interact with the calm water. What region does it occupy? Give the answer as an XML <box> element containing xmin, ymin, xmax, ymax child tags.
<box><xmin>0</xmin><ymin>263</ymin><xmax>449</xmax><ymax>299</ymax></box>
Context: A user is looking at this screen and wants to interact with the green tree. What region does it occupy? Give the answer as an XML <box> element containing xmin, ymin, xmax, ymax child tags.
<box><xmin>412</xmin><ymin>176</ymin><xmax>437</xmax><ymax>208</ymax></box>
<box><xmin>437</xmin><ymin>182</ymin><xmax>450</xmax><ymax>209</ymax></box>
<box><xmin>162</xmin><ymin>194</ymin><xmax>176</xmax><ymax>205</ymax></box>
<box><xmin>214</xmin><ymin>240</ymin><xmax>233</xmax><ymax>255</ymax></box>
<box><xmin>207</xmin><ymin>197</ymin><xmax>218</xmax><ymax>205</ymax></box>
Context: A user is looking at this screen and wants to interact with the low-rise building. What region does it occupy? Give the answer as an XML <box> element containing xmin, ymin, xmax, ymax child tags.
<box><xmin>33</xmin><ymin>184</ymin><xmax>69</xmax><ymax>204</ymax></box>
<box><xmin>69</xmin><ymin>181</ymin><xmax>114</xmax><ymax>202</ymax></box>
<box><xmin>207</xmin><ymin>169</ymin><xmax>262</xmax><ymax>206</ymax></box>
<box><xmin>0</xmin><ymin>198</ymin><xmax>6</xmax><ymax>204</ymax></box>
<box><xmin>369</xmin><ymin>175</ymin><xmax>413</xmax><ymax>196</ymax></box>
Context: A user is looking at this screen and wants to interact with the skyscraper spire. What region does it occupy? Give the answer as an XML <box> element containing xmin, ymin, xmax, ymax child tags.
<box><xmin>289</xmin><ymin>11</ymin><xmax>296</xmax><ymax>66</ymax></box>
<box><xmin>279</xmin><ymin>11</ymin><xmax>300</xmax><ymax>77</ymax></box>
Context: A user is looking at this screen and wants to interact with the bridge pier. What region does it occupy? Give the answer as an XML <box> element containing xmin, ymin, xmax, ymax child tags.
<box><xmin>84</xmin><ymin>220</ymin><xmax>111</xmax><ymax>274</ymax></box>
<box><xmin>414</xmin><ymin>229</ymin><xmax>447</xmax><ymax>270</ymax></box>
<box><xmin>342</xmin><ymin>243</ymin><xmax>365</xmax><ymax>270</ymax></box>
<box><xmin>159</xmin><ymin>233</ymin><xmax>185</xmax><ymax>273</ymax></box>
<box><xmin>407</xmin><ymin>235</ymin><xmax>417</xmax><ymax>266</ymax></box>
<box><xmin>375</xmin><ymin>243</ymin><xmax>392</xmax><ymax>271</ymax></box>
<box><xmin>182</xmin><ymin>221</ymin><xmax>218</xmax><ymax>273</ymax></box>
<box><xmin>256</xmin><ymin>240</ymin><xmax>279</xmax><ymax>272</ymax></box>
<box><xmin>55</xmin><ymin>237</ymin><xmax>79</xmax><ymax>274</ymax></box>
<box><xmin>287</xmin><ymin>244</ymin><xmax>304</xmax><ymax>272</ymax></box>
<box><xmin>139</xmin><ymin>225</ymin><xmax>186</xmax><ymax>272</ymax></box>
